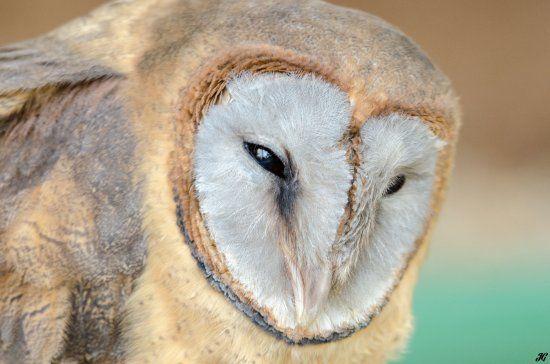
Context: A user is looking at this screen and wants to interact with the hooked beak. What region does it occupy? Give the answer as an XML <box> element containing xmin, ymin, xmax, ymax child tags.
<box><xmin>285</xmin><ymin>255</ymin><xmax>332</xmax><ymax>328</ymax></box>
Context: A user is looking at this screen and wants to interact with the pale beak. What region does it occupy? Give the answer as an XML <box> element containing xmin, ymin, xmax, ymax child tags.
<box><xmin>285</xmin><ymin>256</ymin><xmax>332</xmax><ymax>328</ymax></box>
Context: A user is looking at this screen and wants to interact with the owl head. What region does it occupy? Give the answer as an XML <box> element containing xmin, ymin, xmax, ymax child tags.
<box><xmin>186</xmin><ymin>71</ymin><xmax>445</xmax><ymax>343</ymax></box>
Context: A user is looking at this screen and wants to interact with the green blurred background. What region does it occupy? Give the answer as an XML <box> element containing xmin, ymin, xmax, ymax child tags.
<box><xmin>1</xmin><ymin>0</ymin><xmax>548</xmax><ymax>362</ymax></box>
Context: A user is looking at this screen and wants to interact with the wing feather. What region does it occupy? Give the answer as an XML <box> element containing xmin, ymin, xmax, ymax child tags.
<box><xmin>0</xmin><ymin>4</ymin><xmax>143</xmax><ymax>361</ymax></box>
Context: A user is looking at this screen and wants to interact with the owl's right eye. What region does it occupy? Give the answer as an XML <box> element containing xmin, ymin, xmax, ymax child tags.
<box><xmin>244</xmin><ymin>142</ymin><xmax>285</xmax><ymax>179</ymax></box>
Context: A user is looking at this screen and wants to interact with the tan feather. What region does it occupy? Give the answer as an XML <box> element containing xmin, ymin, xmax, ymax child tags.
<box><xmin>0</xmin><ymin>0</ymin><xmax>459</xmax><ymax>362</ymax></box>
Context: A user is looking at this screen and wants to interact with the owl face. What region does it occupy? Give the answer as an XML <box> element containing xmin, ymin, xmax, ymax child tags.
<box><xmin>194</xmin><ymin>73</ymin><xmax>443</xmax><ymax>342</ymax></box>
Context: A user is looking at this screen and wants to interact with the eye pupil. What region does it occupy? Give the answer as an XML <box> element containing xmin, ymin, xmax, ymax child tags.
<box><xmin>244</xmin><ymin>142</ymin><xmax>286</xmax><ymax>178</ymax></box>
<box><xmin>384</xmin><ymin>174</ymin><xmax>406</xmax><ymax>196</ymax></box>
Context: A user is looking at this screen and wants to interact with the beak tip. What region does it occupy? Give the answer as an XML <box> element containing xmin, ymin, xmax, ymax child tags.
<box><xmin>290</xmin><ymin>264</ymin><xmax>332</xmax><ymax>329</ymax></box>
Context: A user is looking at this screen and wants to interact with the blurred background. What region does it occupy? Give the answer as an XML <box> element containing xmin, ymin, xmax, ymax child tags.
<box><xmin>1</xmin><ymin>0</ymin><xmax>548</xmax><ymax>362</ymax></box>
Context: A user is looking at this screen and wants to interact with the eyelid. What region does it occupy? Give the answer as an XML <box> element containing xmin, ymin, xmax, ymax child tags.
<box><xmin>399</xmin><ymin>167</ymin><xmax>430</xmax><ymax>179</ymax></box>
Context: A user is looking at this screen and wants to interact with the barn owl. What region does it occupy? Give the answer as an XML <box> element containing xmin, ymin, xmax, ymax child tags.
<box><xmin>0</xmin><ymin>0</ymin><xmax>459</xmax><ymax>363</ymax></box>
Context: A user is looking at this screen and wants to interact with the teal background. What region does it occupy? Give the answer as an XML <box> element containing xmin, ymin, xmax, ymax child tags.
<box><xmin>398</xmin><ymin>258</ymin><xmax>550</xmax><ymax>363</ymax></box>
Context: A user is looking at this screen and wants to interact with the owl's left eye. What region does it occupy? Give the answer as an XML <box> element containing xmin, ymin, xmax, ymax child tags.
<box><xmin>244</xmin><ymin>142</ymin><xmax>285</xmax><ymax>178</ymax></box>
<box><xmin>384</xmin><ymin>174</ymin><xmax>406</xmax><ymax>196</ymax></box>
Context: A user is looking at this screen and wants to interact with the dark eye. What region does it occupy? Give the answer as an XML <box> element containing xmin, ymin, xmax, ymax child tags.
<box><xmin>384</xmin><ymin>174</ymin><xmax>406</xmax><ymax>196</ymax></box>
<box><xmin>244</xmin><ymin>142</ymin><xmax>285</xmax><ymax>178</ymax></box>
